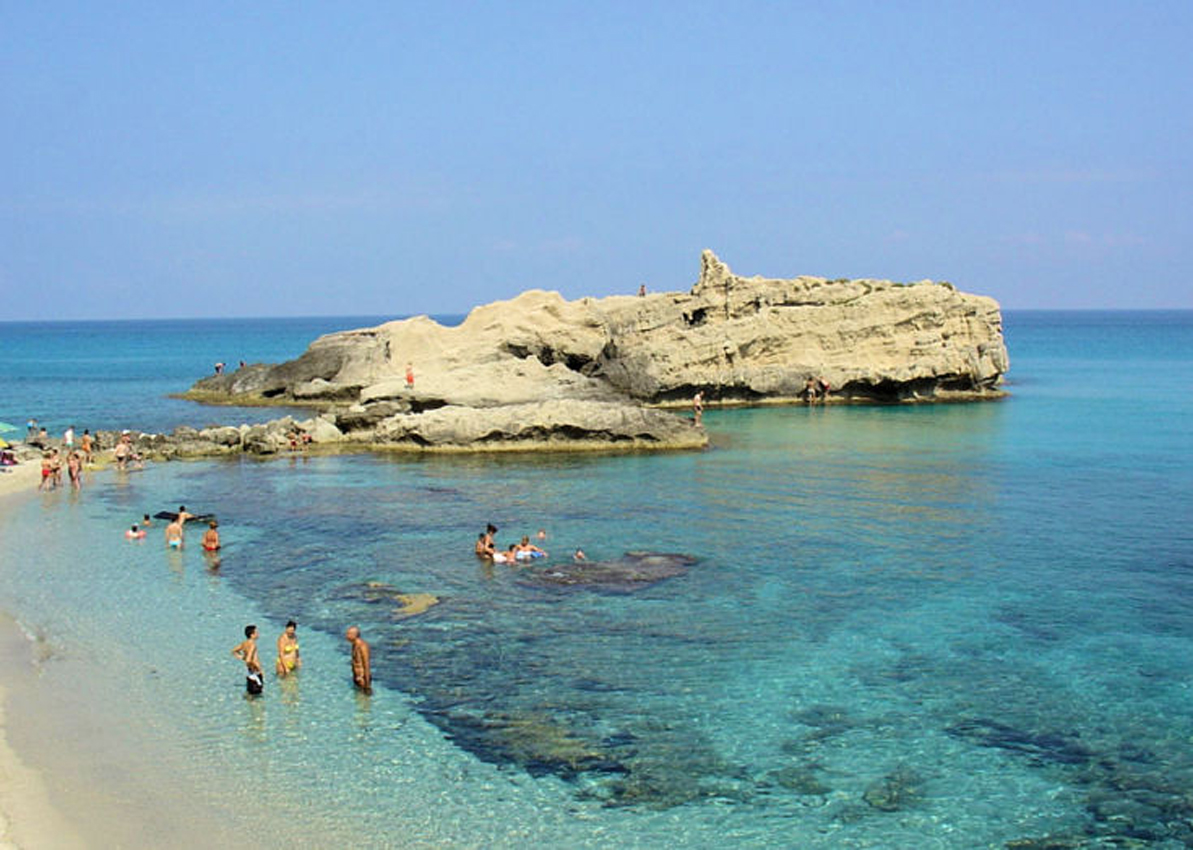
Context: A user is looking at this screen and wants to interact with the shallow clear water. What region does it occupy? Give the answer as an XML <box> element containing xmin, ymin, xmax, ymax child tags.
<box><xmin>1</xmin><ymin>311</ymin><xmax>1191</xmax><ymax>847</ymax></box>
<box><xmin>0</xmin><ymin>314</ymin><xmax>460</xmax><ymax>434</ymax></box>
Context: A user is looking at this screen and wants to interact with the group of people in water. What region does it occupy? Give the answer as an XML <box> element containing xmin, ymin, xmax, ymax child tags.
<box><xmin>124</xmin><ymin>506</ymin><xmax>221</xmax><ymax>554</ymax></box>
<box><xmin>231</xmin><ymin>621</ymin><xmax>371</xmax><ymax>697</ymax></box>
<box><xmin>140</xmin><ymin>506</ymin><xmax>371</xmax><ymax>698</ymax></box>
<box><xmin>31</xmin><ymin>423</ymin><xmax>146</xmax><ymax>493</ymax></box>
<box><xmin>474</xmin><ymin>523</ymin><xmax>548</xmax><ymax>564</ymax></box>
<box><xmin>474</xmin><ymin>523</ymin><xmax>586</xmax><ymax>564</ymax></box>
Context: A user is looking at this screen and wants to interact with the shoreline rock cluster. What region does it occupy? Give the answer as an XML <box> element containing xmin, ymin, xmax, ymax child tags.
<box><xmin>158</xmin><ymin>250</ymin><xmax>1009</xmax><ymax>456</ymax></box>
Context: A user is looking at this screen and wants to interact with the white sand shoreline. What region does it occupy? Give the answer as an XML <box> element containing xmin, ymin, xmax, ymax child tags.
<box><xmin>0</xmin><ymin>615</ymin><xmax>87</xmax><ymax>849</ymax></box>
<box><xmin>0</xmin><ymin>462</ymin><xmax>112</xmax><ymax>847</ymax></box>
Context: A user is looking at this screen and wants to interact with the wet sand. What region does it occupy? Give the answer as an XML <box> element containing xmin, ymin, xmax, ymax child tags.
<box><xmin>0</xmin><ymin>616</ymin><xmax>86</xmax><ymax>849</ymax></box>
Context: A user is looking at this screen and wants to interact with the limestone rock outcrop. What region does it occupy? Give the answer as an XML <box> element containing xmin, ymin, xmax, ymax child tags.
<box><xmin>180</xmin><ymin>251</ymin><xmax>1008</xmax><ymax>453</ymax></box>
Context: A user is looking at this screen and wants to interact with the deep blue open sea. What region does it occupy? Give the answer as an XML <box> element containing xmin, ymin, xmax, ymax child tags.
<box><xmin>1</xmin><ymin>311</ymin><xmax>1191</xmax><ymax>848</ymax></box>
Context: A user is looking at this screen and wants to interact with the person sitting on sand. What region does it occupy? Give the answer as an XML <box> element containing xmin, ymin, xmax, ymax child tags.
<box><xmin>165</xmin><ymin>517</ymin><xmax>184</xmax><ymax>549</ymax></box>
<box><xmin>201</xmin><ymin>521</ymin><xmax>221</xmax><ymax>552</ymax></box>
<box><xmin>276</xmin><ymin>620</ymin><xmax>301</xmax><ymax>677</ymax></box>
<box><xmin>125</xmin><ymin>524</ymin><xmax>146</xmax><ymax>540</ymax></box>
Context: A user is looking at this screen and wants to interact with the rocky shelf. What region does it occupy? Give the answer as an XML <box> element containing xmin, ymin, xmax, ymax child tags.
<box><xmin>168</xmin><ymin>250</ymin><xmax>1008</xmax><ymax>456</ymax></box>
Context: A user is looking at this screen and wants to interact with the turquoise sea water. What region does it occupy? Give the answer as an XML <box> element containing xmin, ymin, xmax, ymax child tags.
<box><xmin>1</xmin><ymin>311</ymin><xmax>1191</xmax><ymax>848</ymax></box>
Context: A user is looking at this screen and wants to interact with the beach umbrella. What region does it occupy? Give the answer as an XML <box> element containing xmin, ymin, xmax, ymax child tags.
<box><xmin>0</xmin><ymin>422</ymin><xmax>18</xmax><ymax>433</ymax></box>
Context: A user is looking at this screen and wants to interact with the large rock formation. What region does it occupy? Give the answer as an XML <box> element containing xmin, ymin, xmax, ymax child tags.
<box><xmin>181</xmin><ymin>251</ymin><xmax>1008</xmax><ymax>453</ymax></box>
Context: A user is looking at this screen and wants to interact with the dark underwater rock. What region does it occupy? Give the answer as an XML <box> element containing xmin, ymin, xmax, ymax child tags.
<box><xmin>862</xmin><ymin>765</ymin><xmax>923</xmax><ymax>812</ymax></box>
<box><xmin>521</xmin><ymin>551</ymin><xmax>697</xmax><ymax>593</ymax></box>
<box><xmin>946</xmin><ymin>718</ymin><xmax>1092</xmax><ymax>766</ymax></box>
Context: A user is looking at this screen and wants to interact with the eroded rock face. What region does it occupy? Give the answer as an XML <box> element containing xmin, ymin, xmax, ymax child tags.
<box><xmin>174</xmin><ymin>251</ymin><xmax>1008</xmax><ymax>454</ymax></box>
<box><xmin>372</xmin><ymin>400</ymin><xmax>703</xmax><ymax>451</ymax></box>
<box><xmin>188</xmin><ymin>251</ymin><xmax>1007</xmax><ymax>409</ymax></box>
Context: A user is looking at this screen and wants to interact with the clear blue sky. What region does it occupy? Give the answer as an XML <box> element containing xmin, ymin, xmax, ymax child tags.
<box><xmin>3</xmin><ymin>1</ymin><xmax>1190</xmax><ymax>319</ymax></box>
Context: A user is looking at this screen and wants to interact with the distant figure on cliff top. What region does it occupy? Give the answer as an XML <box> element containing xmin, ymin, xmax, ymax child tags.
<box><xmin>693</xmin><ymin>391</ymin><xmax>704</xmax><ymax>425</ymax></box>
<box><xmin>638</xmin><ymin>283</ymin><xmax>647</xmax><ymax>297</ymax></box>
<box><xmin>405</xmin><ymin>363</ymin><xmax>415</xmax><ymax>390</ymax></box>
<box><xmin>214</xmin><ymin>362</ymin><xmax>225</xmax><ymax>375</ymax></box>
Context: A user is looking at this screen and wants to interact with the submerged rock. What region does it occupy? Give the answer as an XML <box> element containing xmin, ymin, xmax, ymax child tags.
<box><xmin>862</xmin><ymin>765</ymin><xmax>923</xmax><ymax>812</ymax></box>
<box><xmin>521</xmin><ymin>552</ymin><xmax>697</xmax><ymax>593</ymax></box>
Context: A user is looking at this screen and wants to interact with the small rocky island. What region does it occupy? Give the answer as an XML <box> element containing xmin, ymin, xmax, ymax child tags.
<box><xmin>160</xmin><ymin>250</ymin><xmax>1007</xmax><ymax>457</ymax></box>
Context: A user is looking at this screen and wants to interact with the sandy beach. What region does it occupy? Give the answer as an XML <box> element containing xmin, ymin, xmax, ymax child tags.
<box><xmin>0</xmin><ymin>463</ymin><xmax>88</xmax><ymax>849</ymax></box>
<box><xmin>0</xmin><ymin>464</ymin><xmax>39</xmax><ymax>502</ymax></box>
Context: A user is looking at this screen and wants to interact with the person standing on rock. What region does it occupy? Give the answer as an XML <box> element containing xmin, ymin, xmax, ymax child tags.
<box><xmin>405</xmin><ymin>363</ymin><xmax>415</xmax><ymax>391</ymax></box>
<box><xmin>693</xmin><ymin>392</ymin><xmax>704</xmax><ymax>425</ymax></box>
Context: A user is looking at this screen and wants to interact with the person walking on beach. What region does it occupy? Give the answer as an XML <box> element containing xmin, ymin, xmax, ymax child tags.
<box><xmin>276</xmin><ymin>621</ymin><xmax>301</xmax><ymax>677</ymax></box>
<box><xmin>405</xmin><ymin>363</ymin><xmax>415</xmax><ymax>391</ymax></box>
<box><xmin>346</xmin><ymin>626</ymin><xmax>372</xmax><ymax>694</ymax></box>
<box><xmin>80</xmin><ymin>429</ymin><xmax>93</xmax><ymax>464</ymax></box>
<box><xmin>232</xmin><ymin>625</ymin><xmax>264</xmax><ymax>695</ymax></box>
<box><xmin>63</xmin><ymin>425</ymin><xmax>75</xmax><ymax>450</ymax></box>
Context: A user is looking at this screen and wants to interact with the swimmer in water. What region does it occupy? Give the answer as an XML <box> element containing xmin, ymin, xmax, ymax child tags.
<box><xmin>164</xmin><ymin>517</ymin><xmax>184</xmax><ymax>549</ymax></box>
<box><xmin>202</xmin><ymin>521</ymin><xmax>221</xmax><ymax>551</ymax></box>
<box><xmin>276</xmin><ymin>620</ymin><xmax>301</xmax><ymax>677</ymax></box>
<box><xmin>125</xmin><ymin>524</ymin><xmax>146</xmax><ymax>540</ymax></box>
<box><xmin>475</xmin><ymin>532</ymin><xmax>495</xmax><ymax>558</ymax></box>
<box><xmin>514</xmin><ymin>536</ymin><xmax>546</xmax><ymax>560</ymax></box>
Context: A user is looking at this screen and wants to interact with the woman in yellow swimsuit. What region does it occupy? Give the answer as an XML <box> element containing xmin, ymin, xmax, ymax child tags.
<box><xmin>276</xmin><ymin>620</ymin><xmax>301</xmax><ymax>677</ymax></box>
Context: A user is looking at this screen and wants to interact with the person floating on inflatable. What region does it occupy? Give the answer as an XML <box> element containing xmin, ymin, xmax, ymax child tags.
<box><xmin>125</xmin><ymin>524</ymin><xmax>146</xmax><ymax>540</ymax></box>
<box><xmin>514</xmin><ymin>536</ymin><xmax>546</xmax><ymax>561</ymax></box>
